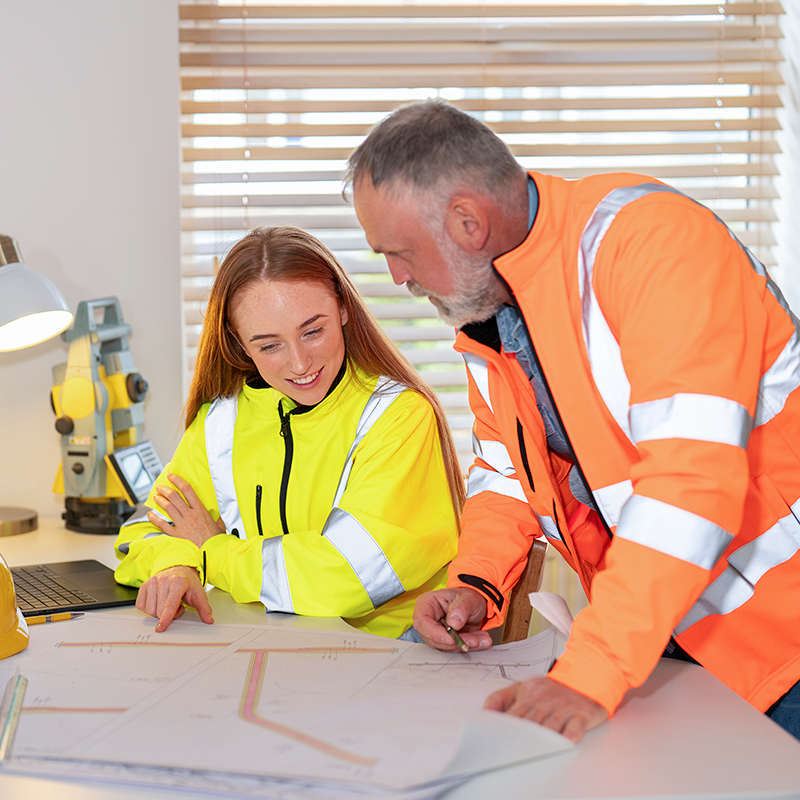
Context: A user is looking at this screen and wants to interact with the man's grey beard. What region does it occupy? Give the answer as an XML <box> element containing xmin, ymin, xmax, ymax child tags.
<box><xmin>406</xmin><ymin>235</ymin><xmax>507</xmax><ymax>328</ymax></box>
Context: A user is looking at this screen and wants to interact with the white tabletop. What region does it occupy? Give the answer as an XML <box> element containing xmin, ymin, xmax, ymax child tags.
<box><xmin>2</xmin><ymin>519</ymin><xmax>800</xmax><ymax>800</ymax></box>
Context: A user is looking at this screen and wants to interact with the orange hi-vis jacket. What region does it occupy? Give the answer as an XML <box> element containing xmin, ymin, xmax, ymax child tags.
<box><xmin>449</xmin><ymin>171</ymin><xmax>800</xmax><ymax>717</ymax></box>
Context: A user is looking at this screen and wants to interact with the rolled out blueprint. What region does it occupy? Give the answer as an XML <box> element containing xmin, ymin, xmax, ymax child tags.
<box><xmin>0</xmin><ymin>611</ymin><xmax>571</xmax><ymax>797</ymax></box>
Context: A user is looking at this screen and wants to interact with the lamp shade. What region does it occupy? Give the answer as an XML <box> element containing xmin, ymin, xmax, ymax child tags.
<box><xmin>0</xmin><ymin>236</ymin><xmax>73</xmax><ymax>352</ymax></box>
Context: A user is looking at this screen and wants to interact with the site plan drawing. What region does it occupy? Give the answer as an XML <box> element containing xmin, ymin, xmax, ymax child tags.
<box><xmin>0</xmin><ymin>611</ymin><xmax>572</xmax><ymax>796</ymax></box>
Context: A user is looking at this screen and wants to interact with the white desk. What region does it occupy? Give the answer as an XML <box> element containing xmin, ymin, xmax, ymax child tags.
<box><xmin>2</xmin><ymin>519</ymin><xmax>800</xmax><ymax>800</ymax></box>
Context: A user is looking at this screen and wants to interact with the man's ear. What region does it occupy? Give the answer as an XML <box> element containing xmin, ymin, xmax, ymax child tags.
<box><xmin>444</xmin><ymin>196</ymin><xmax>490</xmax><ymax>253</ymax></box>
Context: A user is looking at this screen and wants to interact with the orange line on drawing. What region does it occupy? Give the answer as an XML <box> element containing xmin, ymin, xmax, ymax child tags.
<box><xmin>238</xmin><ymin>649</ymin><xmax>377</xmax><ymax>766</ymax></box>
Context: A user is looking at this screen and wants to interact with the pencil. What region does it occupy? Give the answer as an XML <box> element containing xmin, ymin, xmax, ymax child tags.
<box><xmin>444</xmin><ymin>623</ymin><xmax>469</xmax><ymax>653</ymax></box>
<box><xmin>25</xmin><ymin>612</ymin><xmax>85</xmax><ymax>625</ymax></box>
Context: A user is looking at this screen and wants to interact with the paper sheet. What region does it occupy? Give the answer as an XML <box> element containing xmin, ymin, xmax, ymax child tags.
<box><xmin>0</xmin><ymin>611</ymin><xmax>572</xmax><ymax>798</ymax></box>
<box><xmin>528</xmin><ymin>591</ymin><xmax>575</xmax><ymax>638</ymax></box>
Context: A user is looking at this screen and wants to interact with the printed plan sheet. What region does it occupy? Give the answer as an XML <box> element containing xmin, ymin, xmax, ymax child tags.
<box><xmin>0</xmin><ymin>612</ymin><xmax>572</xmax><ymax>799</ymax></box>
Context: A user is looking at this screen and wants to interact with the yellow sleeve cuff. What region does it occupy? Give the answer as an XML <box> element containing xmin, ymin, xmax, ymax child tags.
<box><xmin>150</xmin><ymin>537</ymin><xmax>204</xmax><ymax>577</ymax></box>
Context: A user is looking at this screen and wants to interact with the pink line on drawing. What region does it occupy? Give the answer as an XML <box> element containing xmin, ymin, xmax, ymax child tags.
<box><xmin>22</xmin><ymin>706</ymin><xmax>127</xmax><ymax>714</ymax></box>
<box><xmin>238</xmin><ymin>646</ymin><xmax>395</xmax><ymax>654</ymax></box>
<box><xmin>58</xmin><ymin>641</ymin><xmax>232</xmax><ymax>648</ymax></box>
<box><xmin>239</xmin><ymin>649</ymin><xmax>377</xmax><ymax>767</ymax></box>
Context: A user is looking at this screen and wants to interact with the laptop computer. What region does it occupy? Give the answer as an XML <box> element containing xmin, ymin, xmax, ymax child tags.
<box><xmin>10</xmin><ymin>559</ymin><xmax>139</xmax><ymax>617</ymax></box>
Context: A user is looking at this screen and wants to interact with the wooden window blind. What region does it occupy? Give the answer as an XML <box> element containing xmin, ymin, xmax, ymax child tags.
<box><xmin>179</xmin><ymin>1</ymin><xmax>784</xmax><ymax>466</ymax></box>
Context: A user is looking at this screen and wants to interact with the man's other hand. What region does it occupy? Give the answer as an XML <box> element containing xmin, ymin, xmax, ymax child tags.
<box><xmin>485</xmin><ymin>676</ymin><xmax>608</xmax><ymax>742</ymax></box>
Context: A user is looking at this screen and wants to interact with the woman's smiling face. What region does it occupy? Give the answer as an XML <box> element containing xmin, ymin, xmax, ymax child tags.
<box><xmin>230</xmin><ymin>278</ymin><xmax>348</xmax><ymax>406</ymax></box>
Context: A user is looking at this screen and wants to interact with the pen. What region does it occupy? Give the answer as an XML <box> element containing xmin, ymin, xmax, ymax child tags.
<box><xmin>443</xmin><ymin>623</ymin><xmax>469</xmax><ymax>653</ymax></box>
<box><xmin>25</xmin><ymin>612</ymin><xmax>85</xmax><ymax>625</ymax></box>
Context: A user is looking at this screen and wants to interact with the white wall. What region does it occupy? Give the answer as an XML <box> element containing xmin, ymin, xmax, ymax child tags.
<box><xmin>0</xmin><ymin>2</ymin><xmax>182</xmax><ymax>519</ymax></box>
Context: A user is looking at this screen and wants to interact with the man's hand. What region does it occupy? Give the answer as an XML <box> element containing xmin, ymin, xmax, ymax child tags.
<box><xmin>484</xmin><ymin>676</ymin><xmax>608</xmax><ymax>743</ymax></box>
<box><xmin>136</xmin><ymin>565</ymin><xmax>214</xmax><ymax>633</ymax></box>
<box><xmin>148</xmin><ymin>473</ymin><xmax>225</xmax><ymax>548</ymax></box>
<box><xmin>413</xmin><ymin>587</ymin><xmax>493</xmax><ymax>651</ymax></box>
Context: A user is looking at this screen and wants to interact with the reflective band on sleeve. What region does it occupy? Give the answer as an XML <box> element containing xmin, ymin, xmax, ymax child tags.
<box><xmin>463</xmin><ymin>353</ymin><xmax>494</xmax><ymax>415</ymax></box>
<box><xmin>120</xmin><ymin>509</ymin><xmax>152</xmax><ymax>528</ymax></box>
<box><xmin>259</xmin><ymin>535</ymin><xmax>294</xmax><ymax>612</ymax></box>
<box><xmin>616</xmin><ymin>494</ymin><xmax>733</xmax><ymax>569</ymax></box>
<box><xmin>472</xmin><ymin>433</ymin><xmax>516</xmax><ymax>476</ymax></box>
<box><xmin>534</xmin><ymin>511</ymin><xmax>563</xmax><ymax>543</ymax></box>
<box><xmin>466</xmin><ymin>465</ymin><xmax>528</xmax><ymax>503</ymax></box>
<box><xmin>674</xmin><ymin>498</ymin><xmax>800</xmax><ymax>635</ymax></box>
<box><xmin>117</xmin><ymin>532</ymin><xmax>163</xmax><ymax>555</ymax></box>
<box><xmin>577</xmin><ymin>182</ymin><xmax>800</xmax><ymax>447</ymax></box>
<box><xmin>205</xmin><ymin>396</ymin><xmax>247</xmax><ymax>540</ymax></box>
<box><xmin>593</xmin><ymin>479</ymin><xmax>633</xmax><ymax>529</ymax></box>
<box><xmin>630</xmin><ymin>393</ymin><xmax>752</xmax><ymax>448</ymax></box>
<box><xmin>756</xmin><ymin>331</ymin><xmax>800</xmax><ymax>428</ymax></box>
<box><xmin>331</xmin><ymin>376</ymin><xmax>406</xmax><ymax>509</ymax></box>
<box><xmin>577</xmin><ymin>184</ymin><xmax>693</xmax><ymax>444</ymax></box>
<box><xmin>718</xmin><ymin>221</ymin><xmax>800</xmax><ymax>428</ymax></box>
<box><xmin>322</xmin><ymin>507</ymin><xmax>405</xmax><ymax>609</ymax></box>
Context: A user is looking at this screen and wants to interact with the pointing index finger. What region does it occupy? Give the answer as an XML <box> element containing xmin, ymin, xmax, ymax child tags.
<box><xmin>155</xmin><ymin>583</ymin><xmax>185</xmax><ymax>633</ymax></box>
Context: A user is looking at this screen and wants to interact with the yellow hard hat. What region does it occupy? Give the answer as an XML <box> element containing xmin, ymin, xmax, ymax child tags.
<box><xmin>0</xmin><ymin>551</ymin><xmax>28</xmax><ymax>659</ymax></box>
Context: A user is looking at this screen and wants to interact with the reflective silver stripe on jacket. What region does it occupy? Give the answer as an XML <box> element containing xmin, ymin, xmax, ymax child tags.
<box><xmin>116</xmin><ymin>531</ymin><xmax>162</xmax><ymax>555</ymax></box>
<box><xmin>576</xmin><ymin>186</ymin><xmax>683</xmax><ymax>440</ymax></box>
<box><xmin>463</xmin><ymin>353</ymin><xmax>494</xmax><ymax>414</ymax></box>
<box><xmin>120</xmin><ymin>508</ymin><xmax>153</xmax><ymax>528</ymax></box>
<box><xmin>331</xmin><ymin>376</ymin><xmax>406</xmax><ymax>508</ymax></box>
<box><xmin>473</xmin><ymin>433</ymin><xmax>516</xmax><ymax>476</ymax></box>
<box><xmin>578</xmin><ymin>182</ymin><xmax>800</xmax><ymax>443</ymax></box>
<box><xmin>466</xmin><ymin>464</ymin><xmax>528</xmax><ymax>503</ymax></box>
<box><xmin>260</xmin><ymin>537</ymin><xmax>294</xmax><ymax>612</ymax></box>
<box><xmin>630</xmin><ymin>393</ymin><xmax>752</xmax><ymax>448</ymax></box>
<box><xmin>534</xmin><ymin>511</ymin><xmax>563</xmax><ymax>543</ymax></box>
<box><xmin>322</xmin><ymin>507</ymin><xmax>405</xmax><ymax>609</ymax></box>
<box><xmin>616</xmin><ymin>494</ymin><xmax>733</xmax><ymax>569</ymax></box>
<box><xmin>324</xmin><ymin>376</ymin><xmax>407</xmax><ymax>607</ymax></box>
<box><xmin>592</xmin><ymin>479</ymin><xmax>633</xmax><ymax>529</ymax></box>
<box><xmin>756</xmin><ymin>331</ymin><xmax>800</xmax><ymax>427</ymax></box>
<box><xmin>206</xmin><ymin>395</ymin><xmax>290</xmax><ymax>610</ymax></box>
<box><xmin>118</xmin><ymin>510</ymin><xmax>168</xmax><ymax>554</ymax></box>
<box><xmin>674</xmin><ymin>498</ymin><xmax>800</xmax><ymax>635</ymax></box>
<box><xmin>205</xmin><ymin>395</ymin><xmax>246</xmax><ymax>540</ymax></box>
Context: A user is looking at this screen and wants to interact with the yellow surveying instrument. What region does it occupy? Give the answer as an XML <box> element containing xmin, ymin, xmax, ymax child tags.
<box><xmin>51</xmin><ymin>297</ymin><xmax>162</xmax><ymax>534</ymax></box>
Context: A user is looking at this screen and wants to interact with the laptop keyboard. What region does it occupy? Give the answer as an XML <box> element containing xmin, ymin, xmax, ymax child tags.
<box><xmin>11</xmin><ymin>564</ymin><xmax>96</xmax><ymax>613</ymax></box>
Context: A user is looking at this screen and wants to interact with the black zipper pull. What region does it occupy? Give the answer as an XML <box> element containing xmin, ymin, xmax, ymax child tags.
<box><xmin>279</xmin><ymin>405</ymin><xmax>291</xmax><ymax>438</ymax></box>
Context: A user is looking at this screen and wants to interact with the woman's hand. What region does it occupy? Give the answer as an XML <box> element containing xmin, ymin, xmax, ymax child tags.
<box><xmin>148</xmin><ymin>473</ymin><xmax>225</xmax><ymax>548</ymax></box>
<box><xmin>136</xmin><ymin>565</ymin><xmax>214</xmax><ymax>632</ymax></box>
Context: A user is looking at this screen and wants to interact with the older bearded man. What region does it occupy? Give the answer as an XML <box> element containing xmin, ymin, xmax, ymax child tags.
<box><xmin>347</xmin><ymin>98</ymin><xmax>800</xmax><ymax>744</ymax></box>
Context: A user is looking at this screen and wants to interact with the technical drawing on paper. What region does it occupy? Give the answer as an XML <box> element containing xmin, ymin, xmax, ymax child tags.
<box><xmin>0</xmin><ymin>612</ymin><xmax>568</xmax><ymax>791</ymax></box>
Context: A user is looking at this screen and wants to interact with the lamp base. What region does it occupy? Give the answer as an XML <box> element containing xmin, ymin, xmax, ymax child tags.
<box><xmin>0</xmin><ymin>506</ymin><xmax>38</xmax><ymax>537</ymax></box>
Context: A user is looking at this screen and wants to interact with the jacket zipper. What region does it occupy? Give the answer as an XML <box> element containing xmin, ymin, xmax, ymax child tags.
<box><xmin>255</xmin><ymin>485</ymin><xmax>264</xmax><ymax>537</ymax></box>
<box><xmin>278</xmin><ymin>403</ymin><xmax>293</xmax><ymax>537</ymax></box>
<box><xmin>519</xmin><ymin>315</ymin><xmax>612</xmax><ymax>539</ymax></box>
<box><xmin>489</xmin><ymin>266</ymin><xmax>613</xmax><ymax>540</ymax></box>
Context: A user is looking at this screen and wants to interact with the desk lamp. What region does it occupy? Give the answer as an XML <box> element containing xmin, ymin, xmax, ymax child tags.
<box><xmin>0</xmin><ymin>234</ymin><xmax>73</xmax><ymax>536</ymax></box>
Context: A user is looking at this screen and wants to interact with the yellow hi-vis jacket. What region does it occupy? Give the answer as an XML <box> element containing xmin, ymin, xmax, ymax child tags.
<box><xmin>450</xmin><ymin>172</ymin><xmax>800</xmax><ymax>715</ymax></box>
<box><xmin>114</xmin><ymin>365</ymin><xmax>459</xmax><ymax>638</ymax></box>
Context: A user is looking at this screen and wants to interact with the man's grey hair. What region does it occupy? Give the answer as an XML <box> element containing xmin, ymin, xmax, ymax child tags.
<box><xmin>344</xmin><ymin>98</ymin><xmax>526</xmax><ymax>213</ymax></box>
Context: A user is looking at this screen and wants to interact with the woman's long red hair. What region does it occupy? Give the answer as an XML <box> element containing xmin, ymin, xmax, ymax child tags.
<box><xmin>185</xmin><ymin>226</ymin><xmax>465</xmax><ymax>516</ymax></box>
